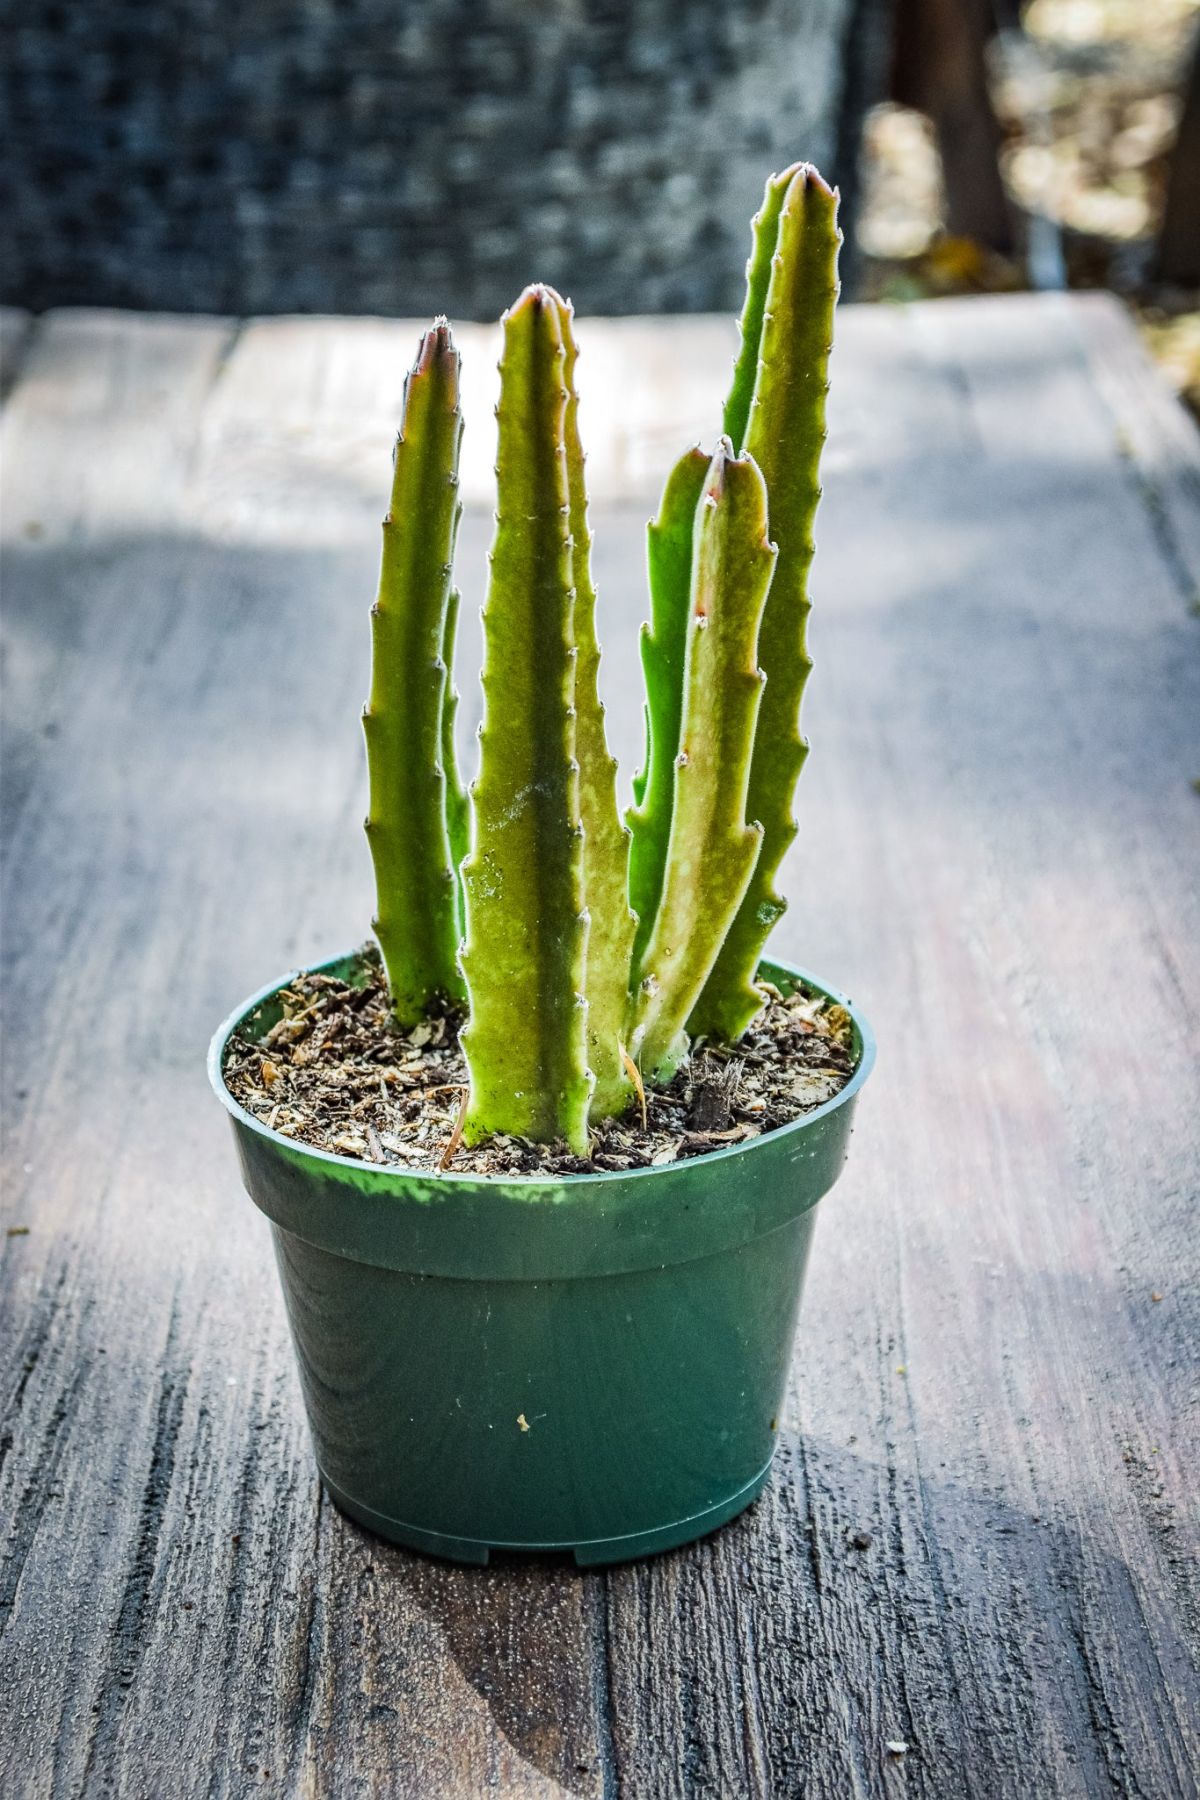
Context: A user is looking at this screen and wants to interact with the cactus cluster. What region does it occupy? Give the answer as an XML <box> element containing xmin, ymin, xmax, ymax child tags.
<box><xmin>363</xmin><ymin>163</ymin><xmax>841</xmax><ymax>1154</ymax></box>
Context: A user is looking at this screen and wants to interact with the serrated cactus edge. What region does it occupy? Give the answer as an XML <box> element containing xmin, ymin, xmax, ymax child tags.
<box><xmin>364</xmin><ymin>321</ymin><xmax>467</xmax><ymax>1024</ymax></box>
<box><xmin>627</xmin><ymin>445</ymin><xmax>711</xmax><ymax>973</ymax></box>
<box><xmin>558</xmin><ymin>296</ymin><xmax>639</xmax><ymax>1121</ymax></box>
<box><xmin>691</xmin><ymin>164</ymin><xmax>841</xmax><ymax>1042</ymax></box>
<box><xmin>631</xmin><ymin>439</ymin><xmax>776</xmax><ymax>1082</ymax></box>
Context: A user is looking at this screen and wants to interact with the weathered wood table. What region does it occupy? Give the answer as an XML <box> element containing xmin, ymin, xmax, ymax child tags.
<box><xmin>2</xmin><ymin>293</ymin><xmax>1198</xmax><ymax>1798</ymax></box>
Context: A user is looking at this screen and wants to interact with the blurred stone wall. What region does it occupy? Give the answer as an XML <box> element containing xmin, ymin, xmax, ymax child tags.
<box><xmin>1</xmin><ymin>0</ymin><xmax>886</xmax><ymax>317</ymax></box>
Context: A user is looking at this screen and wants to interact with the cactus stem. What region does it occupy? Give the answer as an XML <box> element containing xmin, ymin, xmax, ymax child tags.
<box><xmin>633</xmin><ymin>440</ymin><xmax>777</xmax><ymax>1081</ymax></box>
<box><xmin>691</xmin><ymin>164</ymin><xmax>841</xmax><ymax>1044</ymax></box>
<box><xmin>459</xmin><ymin>285</ymin><xmax>592</xmax><ymax>1152</ymax></box>
<box><xmin>365</xmin><ymin>320</ymin><xmax>467</xmax><ymax>1024</ymax></box>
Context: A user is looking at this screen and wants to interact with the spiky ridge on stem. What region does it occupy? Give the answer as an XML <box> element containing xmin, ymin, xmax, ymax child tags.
<box><xmin>364</xmin><ymin>322</ymin><xmax>466</xmax><ymax>1024</ymax></box>
<box><xmin>631</xmin><ymin>441</ymin><xmax>776</xmax><ymax>1081</ymax></box>
<box><xmin>440</xmin><ymin>583</ymin><xmax>469</xmax><ymax>933</ymax></box>
<box><xmin>627</xmin><ymin>446</ymin><xmax>710</xmax><ymax>972</ymax></box>
<box><xmin>458</xmin><ymin>286</ymin><xmax>592</xmax><ymax>1154</ymax></box>
<box><xmin>558</xmin><ymin>300</ymin><xmax>639</xmax><ymax>1120</ymax></box>
<box><xmin>691</xmin><ymin>164</ymin><xmax>841</xmax><ymax>1043</ymax></box>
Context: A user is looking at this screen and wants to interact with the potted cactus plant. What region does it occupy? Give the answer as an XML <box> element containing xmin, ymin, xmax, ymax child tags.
<box><xmin>210</xmin><ymin>163</ymin><xmax>875</xmax><ymax>1565</ymax></box>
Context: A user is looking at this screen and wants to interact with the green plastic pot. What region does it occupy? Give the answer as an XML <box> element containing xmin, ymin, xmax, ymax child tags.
<box><xmin>209</xmin><ymin>951</ymin><xmax>874</xmax><ymax>1565</ymax></box>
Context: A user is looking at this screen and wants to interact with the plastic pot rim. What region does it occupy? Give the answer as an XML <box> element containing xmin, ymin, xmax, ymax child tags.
<box><xmin>208</xmin><ymin>947</ymin><xmax>875</xmax><ymax>1194</ymax></box>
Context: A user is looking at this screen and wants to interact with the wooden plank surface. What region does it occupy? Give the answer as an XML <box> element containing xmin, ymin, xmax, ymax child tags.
<box><xmin>1</xmin><ymin>294</ymin><xmax>1197</xmax><ymax>1799</ymax></box>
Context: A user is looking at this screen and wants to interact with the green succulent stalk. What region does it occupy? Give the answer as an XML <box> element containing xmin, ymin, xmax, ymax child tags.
<box><xmin>627</xmin><ymin>446</ymin><xmax>710</xmax><ymax>971</ymax></box>
<box><xmin>364</xmin><ymin>321</ymin><xmax>467</xmax><ymax>1024</ymax></box>
<box><xmin>458</xmin><ymin>287</ymin><xmax>593</xmax><ymax>1153</ymax></box>
<box><xmin>363</xmin><ymin>164</ymin><xmax>840</xmax><ymax>1151</ymax></box>
<box><xmin>631</xmin><ymin>441</ymin><xmax>776</xmax><ymax>1081</ymax></box>
<box><xmin>691</xmin><ymin>164</ymin><xmax>841</xmax><ymax>1041</ymax></box>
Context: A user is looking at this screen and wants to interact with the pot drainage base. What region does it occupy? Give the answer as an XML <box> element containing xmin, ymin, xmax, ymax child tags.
<box><xmin>318</xmin><ymin>1460</ymin><xmax>775</xmax><ymax>1566</ymax></box>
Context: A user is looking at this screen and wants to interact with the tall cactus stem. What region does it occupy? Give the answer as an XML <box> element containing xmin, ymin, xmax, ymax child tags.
<box><xmin>632</xmin><ymin>440</ymin><xmax>777</xmax><ymax>1082</ymax></box>
<box><xmin>558</xmin><ymin>297</ymin><xmax>639</xmax><ymax>1119</ymax></box>
<box><xmin>722</xmin><ymin>166</ymin><xmax>794</xmax><ymax>454</ymax></box>
<box><xmin>459</xmin><ymin>286</ymin><xmax>592</xmax><ymax>1152</ymax></box>
<box><xmin>364</xmin><ymin>321</ymin><xmax>467</xmax><ymax>1023</ymax></box>
<box><xmin>627</xmin><ymin>446</ymin><xmax>711</xmax><ymax>970</ymax></box>
<box><xmin>691</xmin><ymin>165</ymin><xmax>841</xmax><ymax>1043</ymax></box>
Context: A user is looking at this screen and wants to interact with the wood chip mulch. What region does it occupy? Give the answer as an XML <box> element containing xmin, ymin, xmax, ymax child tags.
<box><xmin>222</xmin><ymin>950</ymin><xmax>857</xmax><ymax>1178</ymax></box>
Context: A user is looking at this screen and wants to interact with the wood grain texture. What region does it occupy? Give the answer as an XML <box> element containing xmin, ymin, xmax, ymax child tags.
<box><xmin>1</xmin><ymin>294</ymin><xmax>1197</xmax><ymax>1799</ymax></box>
